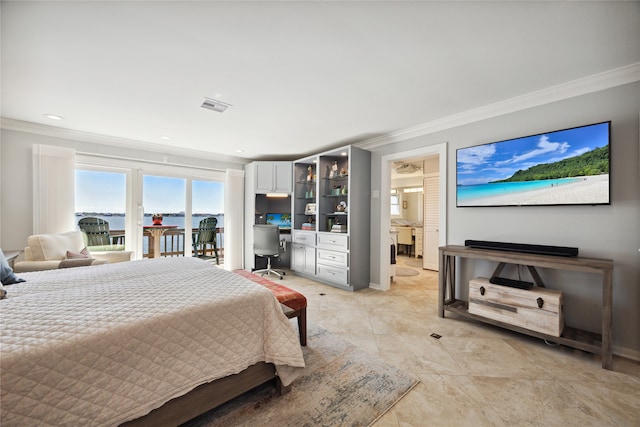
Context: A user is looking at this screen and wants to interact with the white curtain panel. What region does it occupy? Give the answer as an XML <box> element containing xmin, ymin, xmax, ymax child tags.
<box><xmin>224</xmin><ymin>168</ymin><xmax>245</xmax><ymax>270</ymax></box>
<box><xmin>32</xmin><ymin>144</ymin><xmax>76</xmax><ymax>235</ymax></box>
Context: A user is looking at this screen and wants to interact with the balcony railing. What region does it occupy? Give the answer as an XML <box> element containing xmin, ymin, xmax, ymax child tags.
<box><xmin>110</xmin><ymin>228</ymin><xmax>225</xmax><ymax>261</ymax></box>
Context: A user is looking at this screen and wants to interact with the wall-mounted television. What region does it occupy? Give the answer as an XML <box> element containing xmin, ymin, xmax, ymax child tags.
<box><xmin>456</xmin><ymin>121</ymin><xmax>610</xmax><ymax>207</ymax></box>
<box><xmin>265</xmin><ymin>213</ymin><xmax>291</xmax><ymax>230</ymax></box>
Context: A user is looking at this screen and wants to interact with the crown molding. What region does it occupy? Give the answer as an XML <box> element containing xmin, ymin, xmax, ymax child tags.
<box><xmin>357</xmin><ymin>62</ymin><xmax>640</xmax><ymax>150</ymax></box>
<box><xmin>0</xmin><ymin>117</ymin><xmax>250</xmax><ymax>165</ymax></box>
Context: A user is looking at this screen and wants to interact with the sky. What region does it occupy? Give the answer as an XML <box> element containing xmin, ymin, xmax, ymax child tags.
<box><xmin>75</xmin><ymin>171</ymin><xmax>224</xmax><ymax>214</ymax></box>
<box><xmin>456</xmin><ymin>122</ymin><xmax>610</xmax><ymax>186</ymax></box>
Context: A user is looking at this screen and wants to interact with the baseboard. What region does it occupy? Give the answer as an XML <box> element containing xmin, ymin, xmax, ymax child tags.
<box><xmin>368</xmin><ymin>282</ymin><xmax>384</xmax><ymax>291</ymax></box>
<box><xmin>613</xmin><ymin>344</ymin><xmax>640</xmax><ymax>362</ymax></box>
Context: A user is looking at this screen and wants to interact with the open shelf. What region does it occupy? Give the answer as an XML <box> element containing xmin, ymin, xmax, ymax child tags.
<box><xmin>443</xmin><ymin>298</ymin><xmax>603</xmax><ymax>354</ymax></box>
<box><xmin>438</xmin><ymin>245</ymin><xmax>613</xmax><ymax>369</ymax></box>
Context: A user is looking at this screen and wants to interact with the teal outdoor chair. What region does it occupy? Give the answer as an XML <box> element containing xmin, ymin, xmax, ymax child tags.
<box><xmin>78</xmin><ymin>217</ymin><xmax>125</xmax><ymax>251</ymax></box>
<box><xmin>193</xmin><ymin>217</ymin><xmax>219</xmax><ymax>264</ymax></box>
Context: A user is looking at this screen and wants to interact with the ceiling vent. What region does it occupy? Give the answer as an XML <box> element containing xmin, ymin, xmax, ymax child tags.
<box><xmin>201</xmin><ymin>97</ymin><xmax>232</xmax><ymax>113</ymax></box>
<box><xmin>393</xmin><ymin>161</ymin><xmax>421</xmax><ymax>174</ymax></box>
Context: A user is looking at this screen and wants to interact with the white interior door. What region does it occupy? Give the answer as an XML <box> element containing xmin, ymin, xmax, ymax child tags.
<box><xmin>423</xmin><ymin>174</ymin><xmax>439</xmax><ymax>270</ymax></box>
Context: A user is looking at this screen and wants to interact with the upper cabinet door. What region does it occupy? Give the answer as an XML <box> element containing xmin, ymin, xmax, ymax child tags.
<box><xmin>255</xmin><ymin>162</ymin><xmax>292</xmax><ymax>194</ymax></box>
<box><xmin>255</xmin><ymin>162</ymin><xmax>274</xmax><ymax>193</ymax></box>
<box><xmin>273</xmin><ymin>162</ymin><xmax>292</xmax><ymax>193</ymax></box>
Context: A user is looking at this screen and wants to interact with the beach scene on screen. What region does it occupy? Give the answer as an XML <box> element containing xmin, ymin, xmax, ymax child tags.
<box><xmin>456</xmin><ymin>122</ymin><xmax>610</xmax><ymax>207</ymax></box>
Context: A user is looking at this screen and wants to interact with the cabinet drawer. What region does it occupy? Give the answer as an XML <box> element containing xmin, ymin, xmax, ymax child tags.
<box><xmin>317</xmin><ymin>264</ymin><xmax>349</xmax><ymax>286</ymax></box>
<box><xmin>469</xmin><ymin>277</ymin><xmax>564</xmax><ymax>337</ymax></box>
<box><xmin>317</xmin><ymin>233</ymin><xmax>348</xmax><ymax>250</ymax></box>
<box><xmin>317</xmin><ymin>248</ymin><xmax>348</xmax><ymax>267</ymax></box>
<box><xmin>293</xmin><ymin>231</ymin><xmax>316</xmax><ymax>246</ymax></box>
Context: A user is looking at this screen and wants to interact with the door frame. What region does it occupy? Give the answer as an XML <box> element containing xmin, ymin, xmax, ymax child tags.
<box><xmin>378</xmin><ymin>142</ymin><xmax>447</xmax><ymax>291</ymax></box>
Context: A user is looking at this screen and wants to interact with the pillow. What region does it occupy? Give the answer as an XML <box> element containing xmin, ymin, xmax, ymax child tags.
<box><xmin>0</xmin><ymin>249</ymin><xmax>25</xmax><ymax>285</ymax></box>
<box><xmin>59</xmin><ymin>258</ymin><xmax>96</xmax><ymax>268</ymax></box>
<box><xmin>66</xmin><ymin>247</ymin><xmax>91</xmax><ymax>259</ymax></box>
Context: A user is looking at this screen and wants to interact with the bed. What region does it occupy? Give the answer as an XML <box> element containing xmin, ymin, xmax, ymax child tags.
<box><xmin>0</xmin><ymin>257</ymin><xmax>306</xmax><ymax>426</ymax></box>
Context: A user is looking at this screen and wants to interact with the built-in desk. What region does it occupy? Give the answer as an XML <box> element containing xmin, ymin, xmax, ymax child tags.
<box><xmin>438</xmin><ymin>245</ymin><xmax>614</xmax><ymax>369</ymax></box>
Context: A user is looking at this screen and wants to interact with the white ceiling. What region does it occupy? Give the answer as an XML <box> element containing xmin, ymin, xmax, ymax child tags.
<box><xmin>2</xmin><ymin>1</ymin><xmax>639</xmax><ymax>162</ymax></box>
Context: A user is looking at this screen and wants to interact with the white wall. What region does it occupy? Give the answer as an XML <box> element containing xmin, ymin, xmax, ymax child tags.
<box><xmin>368</xmin><ymin>82</ymin><xmax>640</xmax><ymax>357</ymax></box>
<box><xmin>0</xmin><ymin>129</ymin><xmax>246</xmax><ymax>250</ymax></box>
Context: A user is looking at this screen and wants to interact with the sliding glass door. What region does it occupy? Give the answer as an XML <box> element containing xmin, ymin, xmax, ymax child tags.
<box><xmin>142</xmin><ymin>175</ymin><xmax>186</xmax><ymax>258</ymax></box>
<box><xmin>191</xmin><ymin>180</ymin><xmax>225</xmax><ymax>258</ymax></box>
<box><xmin>76</xmin><ymin>154</ymin><xmax>227</xmax><ymax>261</ymax></box>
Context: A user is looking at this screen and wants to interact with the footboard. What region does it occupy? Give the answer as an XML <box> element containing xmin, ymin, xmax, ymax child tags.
<box><xmin>121</xmin><ymin>362</ymin><xmax>278</xmax><ymax>427</ymax></box>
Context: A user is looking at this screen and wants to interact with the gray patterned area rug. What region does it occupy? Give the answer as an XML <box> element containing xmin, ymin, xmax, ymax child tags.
<box><xmin>182</xmin><ymin>325</ymin><xmax>418</xmax><ymax>427</ymax></box>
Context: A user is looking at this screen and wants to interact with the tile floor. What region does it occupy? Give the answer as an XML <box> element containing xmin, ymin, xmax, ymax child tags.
<box><xmin>275</xmin><ymin>255</ymin><xmax>640</xmax><ymax>427</ymax></box>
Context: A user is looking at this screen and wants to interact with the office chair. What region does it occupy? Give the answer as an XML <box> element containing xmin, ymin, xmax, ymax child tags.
<box><xmin>253</xmin><ymin>224</ymin><xmax>286</xmax><ymax>279</ymax></box>
<box><xmin>193</xmin><ymin>217</ymin><xmax>219</xmax><ymax>264</ymax></box>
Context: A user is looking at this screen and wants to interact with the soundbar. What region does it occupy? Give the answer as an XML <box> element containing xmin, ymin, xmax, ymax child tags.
<box><xmin>465</xmin><ymin>240</ymin><xmax>578</xmax><ymax>257</ymax></box>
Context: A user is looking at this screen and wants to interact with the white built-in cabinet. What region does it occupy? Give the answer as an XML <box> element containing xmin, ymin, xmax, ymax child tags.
<box><xmin>244</xmin><ymin>161</ymin><xmax>293</xmax><ymax>270</ymax></box>
<box><xmin>255</xmin><ymin>161</ymin><xmax>292</xmax><ymax>194</ymax></box>
<box><xmin>291</xmin><ymin>145</ymin><xmax>371</xmax><ymax>291</ymax></box>
<box><xmin>291</xmin><ymin>231</ymin><xmax>316</xmax><ymax>275</ymax></box>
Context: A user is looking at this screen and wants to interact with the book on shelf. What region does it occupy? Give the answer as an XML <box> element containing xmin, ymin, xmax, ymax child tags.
<box><xmin>331</xmin><ymin>224</ymin><xmax>347</xmax><ymax>233</ymax></box>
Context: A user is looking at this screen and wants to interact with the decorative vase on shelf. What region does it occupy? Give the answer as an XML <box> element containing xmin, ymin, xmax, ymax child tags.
<box><xmin>152</xmin><ymin>214</ymin><xmax>163</xmax><ymax>225</ymax></box>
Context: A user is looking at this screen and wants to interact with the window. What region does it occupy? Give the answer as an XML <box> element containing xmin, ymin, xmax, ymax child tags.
<box><xmin>390</xmin><ymin>189</ymin><xmax>400</xmax><ymax>217</ymax></box>
<box><xmin>75</xmin><ymin>169</ymin><xmax>127</xmax><ymax>239</ymax></box>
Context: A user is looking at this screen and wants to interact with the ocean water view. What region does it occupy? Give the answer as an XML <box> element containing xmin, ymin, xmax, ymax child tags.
<box><xmin>457</xmin><ymin>178</ymin><xmax>580</xmax><ymax>203</ymax></box>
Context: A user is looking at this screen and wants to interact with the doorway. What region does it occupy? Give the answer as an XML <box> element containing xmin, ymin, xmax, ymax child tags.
<box><xmin>378</xmin><ymin>143</ymin><xmax>447</xmax><ymax>291</ymax></box>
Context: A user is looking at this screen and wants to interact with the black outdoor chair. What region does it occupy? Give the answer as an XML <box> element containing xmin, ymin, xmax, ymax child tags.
<box><xmin>192</xmin><ymin>217</ymin><xmax>219</xmax><ymax>264</ymax></box>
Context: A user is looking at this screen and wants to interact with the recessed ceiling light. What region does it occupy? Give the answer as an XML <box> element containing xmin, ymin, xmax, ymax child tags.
<box><xmin>235</xmin><ymin>149</ymin><xmax>244</xmax><ymax>153</ymax></box>
<box><xmin>341</xmin><ymin>152</ymin><xmax>347</xmax><ymax>156</ymax></box>
<box><xmin>44</xmin><ymin>114</ymin><xmax>63</xmax><ymax>120</ymax></box>
<box><xmin>160</xmin><ymin>136</ymin><xmax>171</xmax><ymax>140</ymax></box>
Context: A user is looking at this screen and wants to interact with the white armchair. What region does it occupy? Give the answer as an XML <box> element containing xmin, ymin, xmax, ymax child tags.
<box><xmin>13</xmin><ymin>231</ymin><xmax>134</xmax><ymax>273</ymax></box>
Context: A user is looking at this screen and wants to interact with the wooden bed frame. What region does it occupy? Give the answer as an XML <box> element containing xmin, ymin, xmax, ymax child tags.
<box><xmin>121</xmin><ymin>362</ymin><xmax>286</xmax><ymax>426</ymax></box>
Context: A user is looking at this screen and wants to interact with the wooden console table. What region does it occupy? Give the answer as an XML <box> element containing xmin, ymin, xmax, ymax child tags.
<box><xmin>438</xmin><ymin>245</ymin><xmax>614</xmax><ymax>369</ymax></box>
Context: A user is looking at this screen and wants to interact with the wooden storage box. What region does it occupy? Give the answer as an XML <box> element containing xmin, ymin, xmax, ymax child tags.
<box><xmin>468</xmin><ymin>277</ymin><xmax>564</xmax><ymax>337</ymax></box>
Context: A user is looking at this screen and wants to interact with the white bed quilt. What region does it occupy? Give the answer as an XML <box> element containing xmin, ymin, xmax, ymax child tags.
<box><xmin>1</xmin><ymin>257</ymin><xmax>305</xmax><ymax>426</ymax></box>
